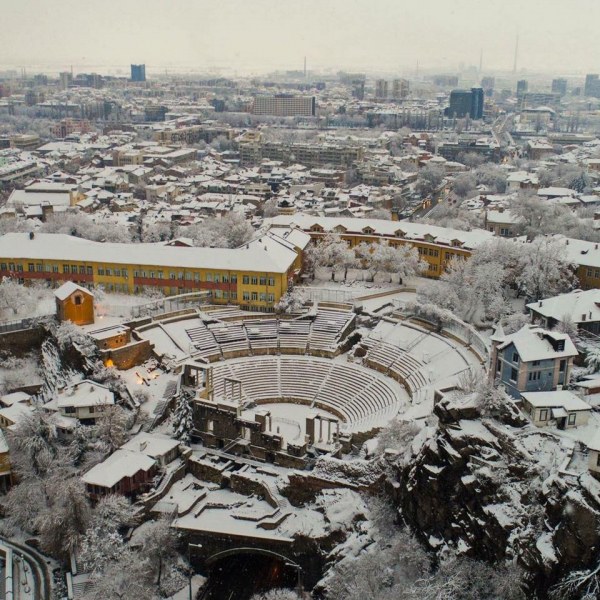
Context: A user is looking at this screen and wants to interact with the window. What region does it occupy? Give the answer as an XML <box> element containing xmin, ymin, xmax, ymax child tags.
<box><xmin>115</xmin><ymin>269</ymin><xmax>121</xmax><ymax>277</ymax></box>
<box><xmin>267</xmin><ymin>293</ymin><xmax>274</xmax><ymax>302</ymax></box>
<box><xmin>595</xmin><ymin>269</ymin><xmax>600</xmax><ymax>279</ymax></box>
<box><xmin>559</xmin><ymin>359</ymin><xmax>566</xmax><ymax>372</ymax></box>
<box><xmin>64</xmin><ymin>406</ymin><xmax>76</xmax><ymax>414</ymax></box>
<box><xmin>539</xmin><ymin>409</ymin><xmax>548</xmax><ymax>421</ymax></box>
<box><xmin>214</xmin><ymin>274</ymin><xmax>220</xmax><ymax>283</ymax></box>
<box><xmin>268</xmin><ymin>277</ymin><xmax>275</xmax><ymax>286</ymax></box>
<box><xmin>170</xmin><ymin>272</ymin><xmax>176</xmax><ymax>280</ymax></box>
<box><xmin>568</xmin><ymin>413</ymin><xmax>576</xmax><ymax>425</ymax></box>
<box><xmin>251</xmin><ymin>292</ymin><xmax>258</xmax><ymax>301</ymax></box>
<box><xmin>8</xmin><ymin>263</ymin><xmax>15</xmax><ymax>271</ymax></box>
<box><xmin>260</xmin><ymin>276</ymin><xmax>266</xmax><ymax>285</ymax></box>
<box><xmin>89</xmin><ymin>406</ymin><xmax>95</xmax><ymax>414</ymax></box>
<box><xmin>185</xmin><ymin>272</ymin><xmax>192</xmax><ymax>281</ymax></box>
<box><xmin>98</xmin><ymin>267</ymin><xmax>105</xmax><ymax>276</ymax></box>
<box><xmin>28</xmin><ymin>263</ymin><xmax>34</xmax><ymax>272</ymax></box>
<box><xmin>206</xmin><ymin>272</ymin><xmax>213</xmax><ymax>282</ymax></box>
<box><xmin>528</xmin><ymin>372</ymin><xmax>541</xmax><ymax>381</ymax></box>
<box><xmin>251</xmin><ymin>276</ymin><xmax>258</xmax><ymax>285</ymax></box>
<box><xmin>52</xmin><ymin>265</ymin><xmax>59</xmax><ymax>273</ymax></box>
<box><xmin>37</xmin><ymin>264</ymin><xmax>43</xmax><ymax>272</ymax></box>
<box><xmin>194</xmin><ymin>273</ymin><xmax>199</xmax><ymax>282</ymax></box>
<box><xmin>63</xmin><ymin>264</ymin><xmax>70</xmax><ymax>274</ymax></box>
<box><xmin>231</xmin><ymin>292</ymin><xmax>237</xmax><ymax>300</ymax></box>
<box><xmin>74</xmin><ymin>295</ymin><xmax>82</xmax><ymax>306</ymax></box>
<box><xmin>106</xmin><ymin>268</ymin><xmax>112</xmax><ymax>276</ymax></box>
<box><xmin>512</xmin><ymin>352</ymin><xmax>519</xmax><ymax>363</ymax></box>
<box><xmin>87</xmin><ymin>266</ymin><xmax>93</xmax><ymax>275</ymax></box>
<box><xmin>588</xmin><ymin>268</ymin><xmax>593</xmax><ymax>277</ymax></box>
<box><xmin>16</xmin><ymin>264</ymin><xmax>23</xmax><ymax>272</ymax></box>
<box><xmin>0</xmin><ymin>263</ymin><xmax>6</xmax><ymax>271</ymax></box>
<box><xmin>242</xmin><ymin>275</ymin><xmax>249</xmax><ymax>284</ymax></box>
<box><xmin>259</xmin><ymin>293</ymin><xmax>266</xmax><ymax>301</ymax></box>
<box><xmin>215</xmin><ymin>290</ymin><xmax>222</xmax><ymax>299</ymax></box>
<box><xmin>231</xmin><ymin>274</ymin><xmax>237</xmax><ymax>284</ymax></box>
<box><xmin>157</xmin><ymin>271</ymin><xmax>163</xmax><ymax>280</ymax></box>
<box><xmin>222</xmin><ymin>274</ymin><xmax>228</xmax><ymax>283</ymax></box>
<box><xmin>243</xmin><ymin>291</ymin><xmax>250</xmax><ymax>301</ymax></box>
<box><xmin>510</xmin><ymin>368</ymin><xmax>518</xmax><ymax>382</ymax></box>
<box><xmin>532</xmin><ymin>360</ymin><xmax>540</xmax><ymax>366</ymax></box>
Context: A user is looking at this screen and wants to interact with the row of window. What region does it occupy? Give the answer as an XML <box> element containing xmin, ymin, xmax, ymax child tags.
<box><xmin>1</xmin><ymin>263</ymin><xmax>277</xmax><ymax>287</ymax></box>
<box><xmin>586</xmin><ymin>267</ymin><xmax>600</xmax><ymax>279</ymax></box>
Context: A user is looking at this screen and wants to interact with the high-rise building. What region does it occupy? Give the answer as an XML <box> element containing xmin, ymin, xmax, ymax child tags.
<box><xmin>252</xmin><ymin>95</ymin><xmax>315</xmax><ymax>117</ymax></box>
<box><xmin>470</xmin><ymin>87</ymin><xmax>484</xmax><ymax>119</ymax></box>
<box><xmin>59</xmin><ymin>71</ymin><xmax>72</xmax><ymax>90</ymax></box>
<box><xmin>551</xmin><ymin>78</ymin><xmax>567</xmax><ymax>97</ymax></box>
<box><xmin>375</xmin><ymin>79</ymin><xmax>388</xmax><ymax>99</ymax></box>
<box><xmin>516</xmin><ymin>79</ymin><xmax>528</xmax><ymax>97</ymax></box>
<box><xmin>446</xmin><ymin>87</ymin><xmax>484</xmax><ymax>119</ymax></box>
<box><xmin>131</xmin><ymin>64</ymin><xmax>146</xmax><ymax>82</ymax></box>
<box><xmin>391</xmin><ymin>79</ymin><xmax>409</xmax><ymax>100</ymax></box>
<box><xmin>584</xmin><ymin>74</ymin><xmax>600</xmax><ymax>98</ymax></box>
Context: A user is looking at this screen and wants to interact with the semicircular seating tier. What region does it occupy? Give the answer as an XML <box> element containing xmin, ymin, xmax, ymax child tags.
<box><xmin>207</xmin><ymin>355</ymin><xmax>408</xmax><ymax>433</ymax></box>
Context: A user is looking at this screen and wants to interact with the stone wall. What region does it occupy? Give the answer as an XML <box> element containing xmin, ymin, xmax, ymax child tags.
<box><xmin>99</xmin><ymin>339</ymin><xmax>153</xmax><ymax>370</ymax></box>
<box><xmin>0</xmin><ymin>326</ymin><xmax>47</xmax><ymax>357</ymax></box>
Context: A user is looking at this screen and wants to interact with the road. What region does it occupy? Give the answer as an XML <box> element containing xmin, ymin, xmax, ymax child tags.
<box><xmin>0</xmin><ymin>538</ymin><xmax>51</xmax><ymax>600</ymax></box>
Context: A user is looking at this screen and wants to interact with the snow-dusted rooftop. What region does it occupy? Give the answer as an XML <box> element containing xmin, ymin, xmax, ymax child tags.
<box><xmin>56</xmin><ymin>380</ymin><xmax>114</xmax><ymax>410</ymax></box>
<box><xmin>54</xmin><ymin>281</ymin><xmax>94</xmax><ymax>301</ymax></box>
<box><xmin>495</xmin><ymin>325</ymin><xmax>578</xmax><ymax>362</ymax></box>
<box><xmin>267</xmin><ymin>214</ymin><xmax>494</xmax><ymax>249</ymax></box>
<box><xmin>527</xmin><ymin>289</ymin><xmax>600</xmax><ymax>325</ymax></box>
<box><xmin>121</xmin><ymin>432</ymin><xmax>180</xmax><ymax>459</ymax></box>
<box><xmin>521</xmin><ymin>390</ymin><xmax>591</xmax><ymax>412</ymax></box>
<box><xmin>82</xmin><ymin>449</ymin><xmax>155</xmax><ymax>488</ymax></box>
<box><xmin>0</xmin><ymin>231</ymin><xmax>299</xmax><ymax>274</ymax></box>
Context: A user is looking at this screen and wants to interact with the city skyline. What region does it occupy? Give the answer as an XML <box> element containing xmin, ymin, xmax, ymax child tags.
<box><xmin>2</xmin><ymin>0</ymin><xmax>600</xmax><ymax>75</ymax></box>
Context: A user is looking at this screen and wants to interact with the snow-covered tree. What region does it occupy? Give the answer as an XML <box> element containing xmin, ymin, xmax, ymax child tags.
<box><xmin>95</xmin><ymin>404</ymin><xmax>130</xmax><ymax>452</ymax></box>
<box><xmin>515</xmin><ymin>237</ymin><xmax>576</xmax><ymax>301</ymax></box>
<box><xmin>275</xmin><ymin>288</ymin><xmax>305</xmax><ymax>314</ymax></box>
<box><xmin>416</xmin><ymin>164</ymin><xmax>444</xmax><ymax>199</ymax></box>
<box><xmin>262</xmin><ymin>198</ymin><xmax>280</xmax><ymax>218</ymax></box>
<box><xmin>0</xmin><ymin>277</ymin><xmax>36</xmax><ymax>317</ymax></box>
<box><xmin>182</xmin><ymin>212</ymin><xmax>254</xmax><ymax>248</ymax></box>
<box><xmin>172</xmin><ymin>393</ymin><xmax>194</xmax><ymax>443</ymax></box>
<box><xmin>139</xmin><ymin>517</ymin><xmax>178</xmax><ymax>587</ymax></box>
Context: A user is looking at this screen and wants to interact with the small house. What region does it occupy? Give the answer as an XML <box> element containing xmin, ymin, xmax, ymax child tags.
<box><xmin>520</xmin><ymin>390</ymin><xmax>592</xmax><ymax>429</ymax></box>
<box><xmin>55</xmin><ymin>281</ymin><xmax>94</xmax><ymax>326</ymax></box>
<box><xmin>82</xmin><ymin>449</ymin><xmax>157</xmax><ymax>500</ymax></box>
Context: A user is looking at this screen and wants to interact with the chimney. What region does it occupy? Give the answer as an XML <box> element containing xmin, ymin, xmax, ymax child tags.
<box><xmin>29</xmin><ymin>231</ymin><xmax>34</xmax><ymax>240</ymax></box>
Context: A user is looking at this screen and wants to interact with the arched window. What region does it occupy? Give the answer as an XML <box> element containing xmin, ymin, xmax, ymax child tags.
<box><xmin>74</xmin><ymin>294</ymin><xmax>83</xmax><ymax>306</ymax></box>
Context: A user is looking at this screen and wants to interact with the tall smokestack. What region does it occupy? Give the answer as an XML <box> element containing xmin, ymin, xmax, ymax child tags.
<box><xmin>303</xmin><ymin>56</ymin><xmax>307</xmax><ymax>79</ymax></box>
<box><xmin>513</xmin><ymin>33</ymin><xmax>519</xmax><ymax>74</ymax></box>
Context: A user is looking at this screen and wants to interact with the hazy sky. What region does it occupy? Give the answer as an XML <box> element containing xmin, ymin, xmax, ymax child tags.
<box><xmin>2</xmin><ymin>0</ymin><xmax>600</xmax><ymax>76</ymax></box>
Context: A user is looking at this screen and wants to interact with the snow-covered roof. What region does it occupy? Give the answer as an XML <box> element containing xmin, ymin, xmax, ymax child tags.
<box><xmin>0</xmin><ymin>391</ymin><xmax>31</xmax><ymax>407</ymax></box>
<box><xmin>555</xmin><ymin>235</ymin><xmax>600</xmax><ymax>269</ymax></box>
<box><xmin>0</xmin><ymin>231</ymin><xmax>299</xmax><ymax>274</ymax></box>
<box><xmin>495</xmin><ymin>325</ymin><xmax>578</xmax><ymax>362</ymax></box>
<box><xmin>521</xmin><ymin>390</ymin><xmax>591</xmax><ymax>411</ymax></box>
<box><xmin>56</xmin><ymin>380</ymin><xmax>114</xmax><ymax>410</ymax></box>
<box><xmin>527</xmin><ymin>289</ymin><xmax>600</xmax><ymax>325</ymax></box>
<box><xmin>54</xmin><ymin>281</ymin><xmax>94</xmax><ymax>301</ymax></box>
<box><xmin>121</xmin><ymin>432</ymin><xmax>180</xmax><ymax>459</ymax></box>
<box><xmin>267</xmin><ymin>214</ymin><xmax>493</xmax><ymax>249</ymax></box>
<box><xmin>82</xmin><ymin>449</ymin><xmax>156</xmax><ymax>488</ymax></box>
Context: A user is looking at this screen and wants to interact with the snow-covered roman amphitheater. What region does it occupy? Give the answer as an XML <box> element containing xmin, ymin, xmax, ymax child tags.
<box><xmin>134</xmin><ymin>302</ymin><xmax>487</xmax><ymax>462</ymax></box>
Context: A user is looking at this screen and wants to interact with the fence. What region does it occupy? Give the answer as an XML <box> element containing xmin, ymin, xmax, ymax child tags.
<box><xmin>127</xmin><ymin>291</ymin><xmax>212</xmax><ymax>319</ymax></box>
<box><xmin>0</xmin><ymin>315</ymin><xmax>52</xmax><ymax>334</ymax></box>
<box><xmin>300</xmin><ymin>287</ymin><xmax>356</xmax><ymax>303</ymax></box>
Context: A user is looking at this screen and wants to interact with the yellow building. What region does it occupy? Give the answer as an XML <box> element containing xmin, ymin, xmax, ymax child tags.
<box><xmin>0</xmin><ymin>229</ymin><xmax>310</xmax><ymax>312</ymax></box>
<box><xmin>268</xmin><ymin>214</ymin><xmax>494</xmax><ymax>278</ymax></box>
<box><xmin>556</xmin><ymin>236</ymin><xmax>600</xmax><ymax>290</ymax></box>
<box><xmin>55</xmin><ymin>281</ymin><xmax>95</xmax><ymax>325</ymax></box>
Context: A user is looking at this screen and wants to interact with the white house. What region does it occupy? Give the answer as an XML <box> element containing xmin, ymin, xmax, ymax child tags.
<box><xmin>50</xmin><ymin>380</ymin><xmax>115</xmax><ymax>425</ymax></box>
<box><xmin>520</xmin><ymin>390</ymin><xmax>592</xmax><ymax>429</ymax></box>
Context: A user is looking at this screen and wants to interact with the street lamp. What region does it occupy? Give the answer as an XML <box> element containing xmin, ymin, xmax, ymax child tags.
<box><xmin>187</xmin><ymin>542</ymin><xmax>203</xmax><ymax>600</ymax></box>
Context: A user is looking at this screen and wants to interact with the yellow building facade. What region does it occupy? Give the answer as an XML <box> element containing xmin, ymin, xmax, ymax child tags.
<box><xmin>268</xmin><ymin>215</ymin><xmax>494</xmax><ymax>278</ymax></box>
<box><xmin>0</xmin><ymin>231</ymin><xmax>306</xmax><ymax>312</ymax></box>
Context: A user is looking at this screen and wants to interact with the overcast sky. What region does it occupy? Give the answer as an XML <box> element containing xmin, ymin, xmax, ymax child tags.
<box><xmin>2</xmin><ymin>0</ymin><xmax>599</xmax><ymax>76</ymax></box>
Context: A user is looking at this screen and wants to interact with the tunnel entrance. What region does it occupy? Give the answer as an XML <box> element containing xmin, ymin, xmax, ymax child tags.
<box><xmin>200</xmin><ymin>549</ymin><xmax>300</xmax><ymax>600</ymax></box>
